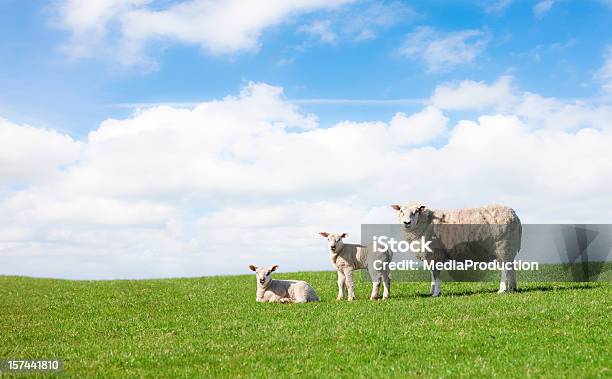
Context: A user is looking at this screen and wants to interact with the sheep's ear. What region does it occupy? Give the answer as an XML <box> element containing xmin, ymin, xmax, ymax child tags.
<box><xmin>270</xmin><ymin>265</ymin><xmax>279</xmax><ymax>272</ymax></box>
<box><xmin>319</xmin><ymin>232</ymin><xmax>329</xmax><ymax>237</ymax></box>
<box><xmin>248</xmin><ymin>264</ymin><xmax>257</xmax><ymax>272</ymax></box>
<box><xmin>391</xmin><ymin>205</ymin><xmax>401</xmax><ymax>211</ymax></box>
<box><xmin>340</xmin><ymin>233</ymin><xmax>348</xmax><ymax>239</ymax></box>
<box><xmin>418</xmin><ymin>205</ymin><xmax>427</xmax><ymax>212</ymax></box>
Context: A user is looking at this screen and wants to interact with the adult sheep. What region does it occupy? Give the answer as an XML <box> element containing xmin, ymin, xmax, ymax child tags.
<box><xmin>391</xmin><ymin>202</ymin><xmax>522</xmax><ymax>297</ymax></box>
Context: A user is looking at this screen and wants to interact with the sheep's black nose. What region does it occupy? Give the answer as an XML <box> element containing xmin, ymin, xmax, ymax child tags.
<box><xmin>331</xmin><ymin>246</ymin><xmax>336</xmax><ymax>251</ymax></box>
<box><xmin>404</xmin><ymin>221</ymin><xmax>412</xmax><ymax>226</ymax></box>
<box><xmin>259</xmin><ymin>279</ymin><xmax>265</xmax><ymax>283</ymax></box>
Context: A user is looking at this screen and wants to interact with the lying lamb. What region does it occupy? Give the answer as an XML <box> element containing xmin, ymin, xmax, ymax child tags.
<box><xmin>319</xmin><ymin>232</ymin><xmax>392</xmax><ymax>301</ymax></box>
<box><xmin>391</xmin><ymin>202</ymin><xmax>522</xmax><ymax>297</ymax></box>
<box><xmin>248</xmin><ymin>264</ymin><xmax>319</xmax><ymax>303</ymax></box>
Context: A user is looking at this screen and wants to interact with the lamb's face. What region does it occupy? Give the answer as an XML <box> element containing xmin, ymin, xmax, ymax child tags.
<box><xmin>319</xmin><ymin>232</ymin><xmax>347</xmax><ymax>253</ymax></box>
<box><xmin>391</xmin><ymin>203</ymin><xmax>427</xmax><ymax>229</ymax></box>
<box><xmin>248</xmin><ymin>264</ymin><xmax>278</xmax><ymax>287</ymax></box>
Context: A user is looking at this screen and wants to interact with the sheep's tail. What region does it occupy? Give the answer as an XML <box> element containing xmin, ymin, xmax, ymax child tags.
<box><xmin>517</xmin><ymin>220</ymin><xmax>522</xmax><ymax>253</ymax></box>
<box><xmin>512</xmin><ymin>208</ymin><xmax>522</xmax><ymax>253</ymax></box>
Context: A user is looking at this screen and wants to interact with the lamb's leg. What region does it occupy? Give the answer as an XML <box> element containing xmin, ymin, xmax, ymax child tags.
<box><xmin>370</xmin><ymin>278</ymin><xmax>381</xmax><ymax>300</ymax></box>
<box><xmin>382</xmin><ymin>272</ymin><xmax>391</xmax><ymax>300</ymax></box>
<box><xmin>498</xmin><ymin>268</ymin><xmax>508</xmax><ymax>293</ymax></box>
<box><xmin>345</xmin><ymin>269</ymin><xmax>355</xmax><ymax>301</ymax></box>
<box><xmin>431</xmin><ymin>269</ymin><xmax>441</xmax><ymax>297</ymax></box>
<box><xmin>337</xmin><ymin>270</ymin><xmax>346</xmax><ymax>300</ymax></box>
<box><xmin>279</xmin><ymin>298</ymin><xmax>294</xmax><ymax>303</ymax></box>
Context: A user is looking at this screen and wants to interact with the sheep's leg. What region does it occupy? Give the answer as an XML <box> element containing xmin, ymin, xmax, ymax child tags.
<box><xmin>496</xmin><ymin>241</ymin><xmax>517</xmax><ymax>293</ymax></box>
<box><xmin>382</xmin><ymin>273</ymin><xmax>391</xmax><ymax>300</ymax></box>
<box><xmin>431</xmin><ymin>269</ymin><xmax>441</xmax><ymax>297</ymax></box>
<box><xmin>337</xmin><ymin>270</ymin><xmax>346</xmax><ymax>300</ymax></box>
<box><xmin>498</xmin><ymin>268</ymin><xmax>508</xmax><ymax>293</ymax></box>
<box><xmin>507</xmin><ymin>267</ymin><xmax>517</xmax><ymax>291</ymax></box>
<box><xmin>345</xmin><ymin>269</ymin><xmax>355</xmax><ymax>301</ymax></box>
<box><xmin>370</xmin><ymin>278</ymin><xmax>381</xmax><ymax>300</ymax></box>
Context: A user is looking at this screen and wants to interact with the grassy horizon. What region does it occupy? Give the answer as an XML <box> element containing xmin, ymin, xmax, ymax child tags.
<box><xmin>1</xmin><ymin>272</ymin><xmax>611</xmax><ymax>377</ymax></box>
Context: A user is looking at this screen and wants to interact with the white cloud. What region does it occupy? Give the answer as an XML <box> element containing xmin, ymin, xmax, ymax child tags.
<box><xmin>429</xmin><ymin>76</ymin><xmax>612</xmax><ymax>130</ymax></box>
<box><xmin>0</xmin><ymin>118</ymin><xmax>82</xmax><ymax>186</ymax></box>
<box><xmin>53</xmin><ymin>0</ymin><xmax>354</xmax><ymax>64</ymax></box>
<box><xmin>596</xmin><ymin>45</ymin><xmax>612</xmax><ymax>96</ymax></box>
<box><xmin>430</xmin><ymin>76</ymin><xmax>514</xmax><ymax>110</ymax></box>
<box><xmin>278</xmin><ymin>0</ymin><xmax>413</xmax><ymax>64</ymax></box>
<box><xmin>513</xmin><ymin>92</ymin><xmax>612</xmax><ymax>130</ymax></box>
<box><xmin>389</xmin><ymin>106</ymin><xmax>448</xmax><ymax>145</ymax></box>
<box><xmin>482</xmin><ymin>0</ymin><xmax>513</xmax><ymax>14</ymax></box>
<box><xmin>298</xmin><ymin>20</ymin><xmax>337</xmax><ymax>44</ymax></box>
<box><xmin>399</xmin><ymin>27</ymin><xmax>489</xmax><ymax>72</ymax></box>
<box><xmin>341</xmin><ymin>1</ymin><xmax>415</xmax><ymax>41</ymax></box>
<box><xmin>534</xmin><ymin>0</ymin><xmax>556</xmax><ymax>17</ymax></box>
<box><xmin>533</xmin><ymin>0</ymin><xmax>612</xmax><ymax>14</ymax></box>
<box><xmin>1</xmin><ymin>80</ymin><xmax>612</xmax><ymax>279</ymax></box>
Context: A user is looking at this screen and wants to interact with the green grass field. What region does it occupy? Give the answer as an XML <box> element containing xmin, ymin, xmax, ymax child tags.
<box><xmin>1</xmin><ymin>272</ymin><xmax>611</xmax><ymax>378</ymax></box>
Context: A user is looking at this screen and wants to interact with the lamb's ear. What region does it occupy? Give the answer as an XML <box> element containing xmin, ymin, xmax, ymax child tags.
<box><xmin>418</xmin><ymin>205</ymin><xmax>427</xmax><ymax>212</ymax></box>
<box><xmin>340</xmin><ymin>233</ymin><xmax>348</xmax><ymax>239</ymax></box>
<box><xmin>248</xmin><ymin>264</ymin><xmax>257</xmax><ymax>272</ymax></box>
<box><xmin>319</xmin><ymin>232</ymin><xmax>329</xmax><ymax>237</ymax></box>
<box><xmin>391</xmin><ymin>205</ymin><xmax>401</xmax><ymax>211</ymax></box>
<box><xmin>270</xmin><ymin>265</ymin><xmax>279</xmax><ymax>272</ymax></box>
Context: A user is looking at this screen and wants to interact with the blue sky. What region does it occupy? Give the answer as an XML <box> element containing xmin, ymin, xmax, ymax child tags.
<box><xmin>1</xmin><ymin>0</ymin><xmax>610</xmax><ymax>136</ymax></box>
<box><xmin>1</xmin><ymin>0</ymin><xmax>612</xmax><ymax>279</ymax></box>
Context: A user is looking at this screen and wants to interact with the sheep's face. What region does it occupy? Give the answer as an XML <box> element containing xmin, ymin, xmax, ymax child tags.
<box><xmin>391</xmin><ymin>203</ymin><xmax>427</xmax><ymax>229</ymax></box>
<box><xmin>249</xmin><ymin>264</ymin><xmax>278</xmax><ymax>287</ymax></box>
<box><xmin>319</xmin><ymin>232</ymin><xmax>347</xmax><ymax>254</ymax></box>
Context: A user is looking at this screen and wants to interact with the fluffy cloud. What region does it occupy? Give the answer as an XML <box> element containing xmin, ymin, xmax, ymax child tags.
<box><xmin>513</xmin><ymin>92</ymin><xmax>612</xmax><ymax>130</ymax></box>
<box><xmin>400</xmin><ymin>27</ymin><xmax>489</xmax><ymax>72</ymax></box>
<box><xmin>430</xmin><ymin>76</ymin><xmax>514</xmax><ymax>110</ymax></box>
<box><xmin>389</xmin><ymin>106</ymin><xmax>448</xmax><ymax>145</ymax></box>
<box><xmin>429</xmin><ymin>76</ymin><xmax>612</xmax><ymax>130</ymax></box>
<box><xmin>1</xmin><ymin>80</ymin><xmax>611</xmax><ymax>279</ymax></box>
<box><xmin>0</xmin><ymin>118</ymin><xmax>82</xmax><ymax>186</ymax></box>
<box><xmin>54</xmin><ymin>0</ymin><xmax>354</xmax><ymax>64</ymax></box>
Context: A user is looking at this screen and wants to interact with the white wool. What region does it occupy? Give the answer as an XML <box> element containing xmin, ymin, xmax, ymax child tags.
<box><xmin>320</xmin><ymin>232</ymin><xmax>392</xmax><ymax>301</ymax></box>
<box><xmin>392</xmin><ymin>202</ymin><xmax>522</xmax><ymax>296</ymax></box>
<box><xmin>249</xmin><ymin>264</ymin><xmax>319</xmax><ymax>303</ymax></box>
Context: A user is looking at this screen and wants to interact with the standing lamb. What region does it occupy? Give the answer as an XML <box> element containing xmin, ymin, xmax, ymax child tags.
<box><xmin>248</xmin><ymin>264</ymin><xmax>319</xmax><ymax>303</ymax></box>
<box><xmin>319</xmin><ymin>232</ymin><xmax>392</xmax><ymax>301</ymax></box>
<box><xmin>391</xmin><ymin>202</ymin><xmax>522</xmax><ymax>297</ymax></box>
